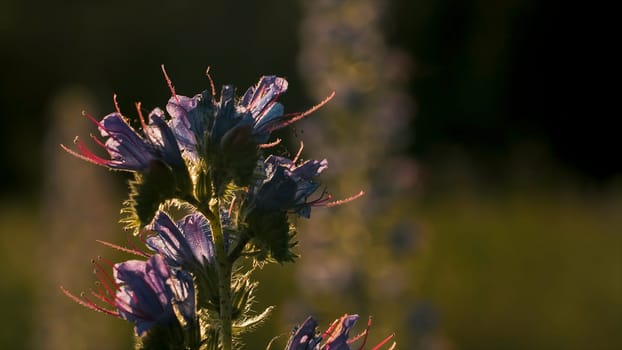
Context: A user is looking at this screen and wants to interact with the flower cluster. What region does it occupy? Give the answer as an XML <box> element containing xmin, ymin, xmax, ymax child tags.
<box><xmin>61</xmin><ymin>67</ymin><xmax>392</xmax><ymax>349</ymax></box>
<box><xmin>285</xmin><ymin>314</ymin><xmax>395</xmax><ymax>350</ymax></box>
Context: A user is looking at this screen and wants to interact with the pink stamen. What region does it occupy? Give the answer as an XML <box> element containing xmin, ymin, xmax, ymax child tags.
<box><xmin>258</xmin><ymin>138</ymin><xmax>282</xmax><ymax>149</ymax></box>
<box><xmin>82</xmin><ymin>110</ymin><xmax>101</xmax><ymax>125</ymax></box>
<box><xmin>135</xmin><ymin>102</ymin><xmax>149</xmax><ymax>133</ymax></box>
<box><xmin>349</xmin><ymin>316</ymin><xmax>372</xmax><ymax>349</ymax></box>
<box><xmin>293</xmin><ymin>141</ymin><xmax>304</xmax><ymax>164</ymax></box>
<box><xmin>127</xmin><ymin>235</ymin><xmax>151</xmax><ymax>257</ymax></box>
<box><xmin>85</xmin><ymin>112</ymin><xmax>145</xmax><ymax>158</ymax></box>
<box><xmin>161</xmin><ymin>64</ymin><xmax>180</xmax><ymax>104</ymax></box>
<box><xmin>322</xmin><ymin>317</ymin><xmax>340</xmax><ymax>339</ymax></box>
<box><xmin>268</xmin><ymin>91</ymin><xmax>336</xmax><ymax>132</ymax></box>
<box><xmin>308</xmin><ymin>189</ymin><xmax>333</xmax><ymax>207</ymax></box>
<box><xmin>60</xmin><ymin>138</ymin><xmax>110</xmax><ymax>166</ymax></box>
<box><xmin>84</xmin><ymin>110</ymin><xmax>142</xmax><ymax>151</ymax></box>
<box><xmin>370</xmin><ymin>333</ymin><xmax>395</xmax><ymax>350</ymax></box>
<box><xmin>206</xmin><ymin>66</ymin><xmax>216</xmax><ymax>97</ymax></box>
<box><xmin>89</xmin><ymin>133</ymin><xmax>107</xmax><ymax>148</ymax></box>
<box><xmin>95</xmin><ymin>239</ymin><xmax>149</xmax><ymax>257</ymax></box>
<box><xmin>113</xmin><ymin>94</ymin><xmax>122</xmax><ymax>115</ymax></box>
<box><xmin>325</xmin><ymin>190</ymin><xmax>365</xmax><ymax>207</ymax></box>
<box><xmin>92</xmin><ymin>259</ymin><xmax>118</xmax><ymax>296</ymax></box>
<box><xmin>60</xmin><ymin>286</ymin><xmax>119</xmax><ymax>317</ymax></box>
<box><xmin>90</xmin><ymin>286</ymin><xmax>116</xmax><ymax>305</ymax></box>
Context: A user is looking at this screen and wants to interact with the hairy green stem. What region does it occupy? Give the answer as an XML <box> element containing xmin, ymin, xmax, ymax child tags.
<box><xmin>208</xmin><ymin>198</ymin><xmax>232</xmax><ymax>350</ymax></box>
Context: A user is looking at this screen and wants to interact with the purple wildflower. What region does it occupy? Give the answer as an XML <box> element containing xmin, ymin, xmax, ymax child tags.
<box><xmin>61</xmin><ymin>254</ymin><xmax>195</xmax><ymax>337</ymax></box>
<box><xmin>285</xmin><ymin>314</ymin><xmax>396</xmax><ymax>350</ymax></box>
<box><xmin>145</xmin><ymin>211</ymin><xmax>215</xmax><ymax>269</ymax></box>
<box><xmin>285</xmin><ymin>316</ymin><xmax>322</xmax><ymax>349</ymax></box>
<box><xmin>239</xmin><ymin>75</ymin><xmax>289</xmax><ymax>143</ymax></box>
<box><xmin>114</xmin><ymin>255</ymin><xmax>178</xmax><ymax>336</ymax></box>
<box><xmin>165</xmin><ymin>91</ymin><xmax>212</xmax><ymax>163</ymax></box>
<box><xmin>63</xmin><ymin>100</ymin><xmax>185</xmax><ymax>172</ymax></box>
<box><xmin>248</xmin><ymin>154</ymin><xmax>329</xmax><ymax>218</ymax></box>
<box><xmin>163</xmin><ymin>68</ymin><xmax>335</xmax><ymax>158</ymax></box>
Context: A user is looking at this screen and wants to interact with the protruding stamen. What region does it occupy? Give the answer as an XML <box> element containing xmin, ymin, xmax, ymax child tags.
<box><xmin>259</xmin><ymin>138</ymin><xmax>282</xmax><ymax>149</ymax></box>
<box><xmin>90</xmin><ymin>285</ymin><xmax>115</xmax><ymax>305</ymax></box>
<box><xmin>370</xmin><ymin>333</ymin><xmax>396</xmax><ymax>350</ymax></box>
<box><xmin>82</xmin><ymin>110</ymin><xmax>101</xmax><ymax>126</ymax></box>
<box><xmin>135</xmin><ymin>102</ymin><xmax>148</xmax><ymax>132</ymax></box>
<box><xmin>113</xmin><ymin>94</ymin><xmax>122</xmax><ymax>115</ymax></box>
<box><xmin>95</xmin><ymin>239</ymin><xmax>149</xmax><ymax>257</ymax></box>
<box><xmin>325</xmin><ymin>190</ymin><xmax>365</xmax><ymax>207</ymax></box>
<box><xmin>127</xmin><ymin>235</ymin><xmax>150</xmax><ymax>257</ymax></box>
<box><xmin>161</xmin><ymin>64</ymin><xmax>180</xmax><ymax>104</ymax></box>
<box><xmin>89</xmin><ymin>133</ymin><xmax>107</xmax><ymax>148</ymax></box>
<box><xmin>293</xmin><ymin>141</ymin><xmax>304</xmax><ymax>164</ymax></box>
<box><xmin>60</xmin><ymin>140</ymin><xmax>108</xmax><ymax>166</ymax></box>
<box><xmin>322</xmin><ymin>317</ymin><xmax>340</xmax><ymax>339</ymax></box>
<box><xmin>60</xmin><ymin>286</ymin><xmax>119</xmax><ymax>316</ymax></box>
<box><xmin>270</xmin><ymin>91</ymin><xmax>336</xmax><ymax>132</ymax></box>
<box><xmin>92</xmin><ymin>258</ymin><xmax>118</xmax><ymax>296</ymax></box>
<box><xmin>206</xmin><ymin>66</ymin><xmax>216</xmax><ymax>97</ymax></box>
<box><xmin>349</xmin><ymin>316</ymin><xmax>372</xmax><ymax>349</ymax></box>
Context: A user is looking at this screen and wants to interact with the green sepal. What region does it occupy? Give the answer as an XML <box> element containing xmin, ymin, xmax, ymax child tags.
<box><xmin>194</xmin><ymin>167</ymin><xmax>212</xmax><ymax>211</ymax></box>
<box><xmin>121</xmin><ymin>160</ymin><xmax>176</xmax><ymax>233</ymax></box>
<box><xmin>194</xmin><ymin>262</ymin><xmax>220</xmax><ymax>313</ymax></box>
<box><xmin>134</xmin><ymin>322</ymin><xmax>185</xmax><ymax>350</ymax></box>
<box><xmin>212</xmin><ymin>125</ymin><xmax>259</xmax><ymax>195</ymax></box>
<box><xmin>246</xmin><ymin>211</ymin><xmax>299</xmax><ymax>263</ymax></box>
<box><xmin>232</xmin><ymin>305</ymin><xmax>273</xmax><ymax>336</ymax></box>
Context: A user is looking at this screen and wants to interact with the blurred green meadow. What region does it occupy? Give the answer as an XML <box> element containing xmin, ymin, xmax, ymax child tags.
<box><xmin>2</xmin><ymin>156</ymin><xmax>620</xmax><ymax>349</ymax></box>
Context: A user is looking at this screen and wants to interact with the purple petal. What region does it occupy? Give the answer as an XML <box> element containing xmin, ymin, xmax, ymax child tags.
<box><xmin>144</xmin><ymin>109</ymin><xmax>185</xmax><ymax>167</ymax></box>
<box><xmin>242</xmin><ymin>76</ymin><xmax>288</xmax><ymax>119</ymax></box>
<box><xmin>322</xmin><ymin>314</ymin><xmax>359</xmax><ymax>350</ymax></box>
<box><xmin>146</xmin><ymin>211</ymin><xmax>215</xmax><ymax>268</ymax></box>
<box><xmin>178</xmin><ymin>212</ymin><xmax>214</xmax><ymax>265</ymax></box>
<box><xmin>99</xmin><ymin>113</ymin><xmax>155</xmax><ymax>170</ymax></box>
<box><xmin>285</xmin><ymin>317</ymin><xmax>320</xmax><ymax>350</ymax></box>
<box><xmin>146</xmin><ymin>212</ymin><xmax>186</xmax><ymax>267</ymax></box>
<box><xmin>291</xmin><ymin>159</ymin><xmax>328</xmax><ymax>179</ymax></box>
<box><xmin>114</xmin><ymin>255</ymin><xmax>175</xmax><ymax>336</ymax></box>
<box><xmin>166</xmin><ymin>94</ymin><xmax>201</xmax><ymax>162</ymax></box>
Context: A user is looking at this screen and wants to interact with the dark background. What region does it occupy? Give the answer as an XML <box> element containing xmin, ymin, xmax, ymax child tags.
<box><xmin>0</xmin><ymin>0</ymin><xmax>617</xmax><ymax>197</ymax></box>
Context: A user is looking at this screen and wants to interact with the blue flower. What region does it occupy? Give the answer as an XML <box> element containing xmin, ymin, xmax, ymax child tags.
<box><xmin>239</xmin><ymin>76</ymin><xmax>289</xmax><ymax>143</ymax></box>
<box><xmin>61</xmin><ymin>254</ymin><xmax>195</xmax><ymax>337</ymax></box>
<box><xmin>114</xmin><ymin>255</ymin><xmax>194</xmax><ymax>336</ymax></box>
<box><xmin>285</xmin><ymin>317</ymin><xmax>322</xmax><ymax>350</ymax></box>
<box><xmin>285</xmin><ymin>314</ymin><xmax>395</xmax><ymax>350</ymax></box>
<box><xmin>248</xmin><ymin>155</ymin><xmax>328</xmax><ymax>218</ymax></box>
<box><xmin>145</xmin><ymin>211</ymin><xmax>216</xmax><ymax>269</ymax></box>
<box><xmin>165</xmin><ymin>74</ymin><xmax>334</xmax><ymax>158</ymax></box>
<box><xmin>63</xmin><ymin>107</ymin><xmax>186</xmax><ymax>172</ymax></box>
<box><xmin>165</xmin><ymin>92</ymin><xmax>213</xmax><ymax>163</ymax></box>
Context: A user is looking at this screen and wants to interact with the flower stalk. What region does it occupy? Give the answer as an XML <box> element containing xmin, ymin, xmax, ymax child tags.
<box><xmin>208</xmin><ymin>197</ymin><xmax>232</xmax><ymax>350</ymax></box>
